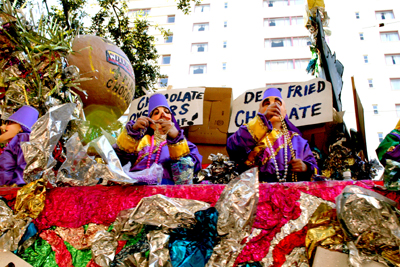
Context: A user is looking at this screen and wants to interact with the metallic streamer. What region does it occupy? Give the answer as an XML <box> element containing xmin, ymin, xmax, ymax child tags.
<box><xmin>262</xmin><ymin>192</ymin><xmax>335</xmax><ymax>267</ymax></box>
<box><xmin>91</xmin><ymin>230</ymin><xmax>118</xmax><ymax>267</ymax></box>
<box><xmin>21</xmin><ymin>103</ymin><xmax>76</xmax><ymax>184</ymax></box>
<box><xmin>148</xmin><ymin>230</ymin><xmax>172</xmax><ymax>267</ymax></box>
<box><xmin>205</xmin><ymin>167</ymin><xmax>259</xmax><ymax>267</ymax></box>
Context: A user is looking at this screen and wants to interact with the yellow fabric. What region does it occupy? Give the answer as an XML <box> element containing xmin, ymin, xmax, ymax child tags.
<box><xmin>308</xmin><ymin>0</ymin><xmax>325</xmax><ymax>9</ymax></box>
<box><xmin>246</xmin><ymin>115</ymin><xmax>269</xmax><ymax>143</ymax></box>
<box><xmin>168</xmin><ymin>138</ymin><xmax>190</xmax><ymax>160</ymax></box>
<box><xmin>116</xmin><ymin>128</ymin><xmax>140</xmax><ymax>153</ymax></box>
<box><xmin>395</xmin><ymin>119</ymin><xmax>400</xmax><ymax>130</ymax></box>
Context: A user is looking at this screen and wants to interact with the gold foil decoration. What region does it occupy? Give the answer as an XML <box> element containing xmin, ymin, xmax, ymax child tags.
<box><xmin>305</xmin><ymin>203</ymin><xmax>347</xmax><ymax>260</ymax></box>
<box><xmin>55</xmin><ymin>224</ymin><xmax>108</xmax><ymax>250</ymax></box>
<box><xmin>14</xmin><ymin>178</ymin><xmax>46</xmax><ymax>220</ymax></box>
<box><xmin>91</xmin><ymin>230</ymin><xmax>118</xmax><ymax>267</ymax></box>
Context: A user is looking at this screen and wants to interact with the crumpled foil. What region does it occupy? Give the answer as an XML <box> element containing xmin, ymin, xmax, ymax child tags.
<box><xmin>91</xmin><ymin>230</ymin><xmax>119</xmax><ymax>267</ymax></box>
<box><xmin>148</xmin><ymin>229</ymin><xmax>172</xmax><ymax>267</ymax></box>
<box><xmin>21</xmin><ymin>103</ymin><xmax>76</xmax><ymax>183</ymax></box>
<box><xmin>336</xmin><ymin>185</ymin><xmax>400</xmax><ymax>266</ymax></box>
<box><xmin>14</xmin><ymin>178</ymin><xmax>46</xmax><ymax>220</ymax></box>
<box><xmin>305</xmin><ymin>202</ymin><xmax>347</xmax><ymax>260</ymax></box>
<box><xmin>196</xmin><ymin>153</ymin><xmax>238</xmax><ymax>184</ymax></box>
<box><xmin>55</xmin><ymin>223</ymin><xmax>108</xmax><ymax>250</ymax></box>
<box><xmin>0</xmin><ymin>198</ymin><xmax>32</xmax><ymax>251</ymax></box>
<box><xmin>57</xmin><ymin>133</ymin><xmax>137</xmax><ymax>186</ymax></box>
<box><xmin>282</xmin><ymin>247</ymin><xmax>309</xmax><ymax>267</ymax></box>
<box><xmin>127</xmin><ymin>194</ymin><xmax>210</xmax><ymax>229</ymax></box>
<box><xmin>262</xmin><ymin>192</ymin><xmax>335</xmax><ymax>267</ymax></box>
<box><xmin>205</xmin><ymin>167</ymin><xmax>259</xmax><ymax>267</ymax></box>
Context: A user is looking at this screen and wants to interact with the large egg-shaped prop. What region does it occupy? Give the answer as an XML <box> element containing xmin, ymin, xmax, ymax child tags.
<box><xmin>68</xmin><ymin>35</ymin><xmax>135</xmax><ymax>127</ymax></box>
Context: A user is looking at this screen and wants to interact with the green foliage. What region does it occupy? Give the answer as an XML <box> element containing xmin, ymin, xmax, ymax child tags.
<box><xmin>177</xmin><ymin>0</ymin><xmax>202</xmax><ymax>15</ymax></box>
<box><xmin>44</xmin><ymin>0</ymin><xmax>88</xmax><ymax>33</ymax></box>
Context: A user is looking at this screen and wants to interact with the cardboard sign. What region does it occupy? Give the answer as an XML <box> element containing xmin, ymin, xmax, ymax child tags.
<box><xmin>0</xmin><ymin>251</ymin><xmax>33</xmax><ymax>267</ymax></box>
<box><xmin>228</xmin><ymin>78</ymin><xmax>333</xmax><ymax>133</ymax></box>
<box><xmin>128</xmin><ymin>88</ymin><xmax>205</xmax><ymax>127</ymax></box>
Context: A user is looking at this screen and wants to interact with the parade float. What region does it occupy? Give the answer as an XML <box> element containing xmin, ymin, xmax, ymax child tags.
<box><xmin>1</xmin><ymin>1</ymin><xmax>400</xmax><ymax>267</ymax></box>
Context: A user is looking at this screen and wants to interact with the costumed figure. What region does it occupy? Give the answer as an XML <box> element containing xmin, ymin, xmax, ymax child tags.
<box><xmin>227</xmin><ymin>88</ymin><xmax>319</xmax><ymax>183</ymax></box>
<box><xmin>376</xmin><ymin>119</ymin><xmax>400</xmax><ymax>166</ymax></box>
<box><xmin>0</xmin><ymin>105</ymin><xmax>39</xmax><ymax>186</ymax></box>
<box><xmin>113</xmin><ymin>94</ymin><xmax>202</xmax><ymax>185</ymax></box>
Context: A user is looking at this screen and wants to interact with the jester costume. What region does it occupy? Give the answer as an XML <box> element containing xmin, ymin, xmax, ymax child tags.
<box><xmin>0</xmin><ymin>105</ymin><xmax>39</xmax><ymax>186</ymax></box>
<box><xmin>376</xmin><ymin>120</ymin><xmax>400</xmax><ymax>166</ymax></box>
<box><xmin>113</xmin><ymin>94</ymin><xmax>202</xmax><ymax>185</ymax></box>
<box><xmin>227</xmin><ymin>89</ymin><xmax>318</xmax><ymax>183</ymax></box>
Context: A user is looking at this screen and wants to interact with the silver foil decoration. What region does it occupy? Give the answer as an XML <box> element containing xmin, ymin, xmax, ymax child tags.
<box><xmin>262</xmin><ymin>192</ymin><xmax>335</xmax><ymax>267</ymax></box>
<box><xmin>206</xmin><ymin>167</ymin><xmax>259</xmax><ymax>267</ymax></box>
<box><xmin>21</xmin><ymin>103</ymin><xmax>76</xmax><ymax>183</ymax></box>
<box><xmin>128</xmin><ymin>194</ymin><xmax>210</xmax><ymax>229</ymax></box>
<box><xmin>282</xmin><ymin>247</ymin><xmax>309</xmax><ymax>267</ymax></box>
<box><xmin>0</xmin><ymin>199</ymin><xmax>32</xmax><ymax>251</ymax></box>
<box><xmin>336</xmin><ymin>186</ymin><xmax>399</xmax><ymax>267</ymax></box>
<box><xmin>57</xmin><ymin>133</ymin><xmax>135</xmax><ymax>186</ymax></box>
<box><xmin>91</xmin><ymin>230</ymin><xmax>119</xmax><ymax>267</ymax></box>
<box><xmin>147</xmin><ymin>230</ymin><xmax>172</xmax><ymax>267</ymax></box>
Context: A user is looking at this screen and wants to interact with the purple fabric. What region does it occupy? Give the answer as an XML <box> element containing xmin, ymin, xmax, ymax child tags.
<box><xmin>263</xmin><ymin>88</ymin><xmax>282</xmax><ymax>99</ymax></box>
<box><xmin>0</xmin><ymin>133</ymin><xmax>30</xmax><ymax>186</ymax></box>
<box><xmin>148</xmin><ymin>93</ymin><xmax>181</xmax><ymax>131</ymax></box>
<box><xmin>227</xmin><ymin>113</ymin><xmax>318</xmax><ymax>183</ymax></box>
<box><xmin>113</xmin><ymin>122</ymin><xmax>202</xmax><ymax>185</ymax></box>
<box><xmin>7</xmin><ymin>105</ymin><xmax>38</xmax><ymax>133</ymax></box>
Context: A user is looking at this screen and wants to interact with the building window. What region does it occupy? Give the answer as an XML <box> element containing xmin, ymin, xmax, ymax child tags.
<box><xmin>222</xmin><ymin>62</ymin><xmax>227</xmax><ymax>70</ymax></box>
<box><xmin>266</xmin><ymin>38</ymin><xmax>291</xmax><ymax>47</ymax></box>
<box><xmin>368</xmin><ymin>79</ymin><xmax>373</xmax><ymax>88</ymax></box>
<box><xmin>295</xmin><ymin>59</ymin><xmax>310</xmax><ymax>69</ymax></box>
<box><xmin>223</xmin><ymin>41</ymin><xmax>227</xmax><ymax>48</ymax></box>
<box><xmin>193</xmin><ymin>23</ymin><xmax>209</xmax><ymax>31</ymax></box>
<box><xmin>195</xmin><ymin>4</ymin><xmax>210</xmax><ymax>13</ymax></box>
<box><xmin>266</xmin><ymin>60</ymin><xmax>294</xmax><ymax>70</ymax></box>
<box><xmin>376</xmin><ymin>10</ymin><xmax>394</xmax><ymax>20</ymax></box>
<box><xmin>381</xmin><ymin>31</ymin><xmax>400</xmax><ymax>42</ymax></box>
<box><xmin>373</xmin><ymin>104</ymin><xmax>378</xmax><ymax>114</ymax></box>
<box><xmin>364</xmin><ymin>55</ymin><xmax>368</xmax><ymax>63</ymax></box>
<box><xmin>224</xmin><ymin>21</ymin><xmax>227</xmax><ymax>27</ymax></box>
<box><xmin>162</xmin><ymin>55</ymin><xmax>171</xmax><ymax>64</ymax></box>
<box><xmin>190</xmin><ymin>64</ymin><xmax>207</xmax><ymax>74</ymax></box>
<box><xmin>165</xmin><ymin>34</ymin><xmax>173</xmax><ymax>43</ymax></box>
<box><xmin>264</xmin><ymin>16</ymin><xmax>302</xmax><ymax>27</ymax></box>
<box><xmin>167</xmin><ymin>15</ymin><xmax>175</xmax><ymax>23</ymax></box>
<box><xmin>378</xmin><ymin>132</ymin><xmax>384</xmax><ymax>143</ymax></box>
<box><xmin>263</xmin><ymin>0</ymin><xmax>289</xmax><ymax>7</ymax></box>
<box><xmin>192</xmin><ymin>43</ymin><xmax>208</xmax><ymax>52</ymax></box>
<box><xmin>391</xmin><ymin>78</ymin><xmax>400</xmax><ymax>90</ymax></box>
<box><xmin>355</xmin><ymin>12</ymin><xmax>360</xmax><ymax>19</ymax></box>
<box><xmin>128</xmin><ymin>8</ymin><xmax>151</xmax><ymax>17</ymax></box>
<box><xmin>224</xmin><ymin>2</ymin><xmax>228</xmax><ymax>8</ymax></box>
<box><xmin>293</xmin><ymin>0</ymin><xmax>305</xmax><ymax>5</ymax></box>
<box><xmin>359</xmin><ymin>33</ymin><xmax>364</xmax><ymax>40</ymax></box>
<box><xmin>385</xmin><ymin>54</ymin><xmax>400</xmax><ymax>65</ymax></box>
<box><xmin>159</xmin><ymin>77</ymin><xmax>168</xmax><ymax>87</ymax></box>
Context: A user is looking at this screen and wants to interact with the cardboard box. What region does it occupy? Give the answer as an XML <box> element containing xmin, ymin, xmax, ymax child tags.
<box><xmin>0</xmin><ymin>251</ymin><xmax>33</xmax><ymax>267</ymax></box>
<box><xmin>196</xmin><ymin>144</ymin><xmax>229</xmax><ymax>164</ymax></box>
<box><xmin>187</xmin><ymin>87</ymin><xmax>232</xmax><ymax>145</ymax></box>
<box><xmin>312</xmin><ymin>247</ymin><xmax>385</xmax><ymax>267</ymax></box>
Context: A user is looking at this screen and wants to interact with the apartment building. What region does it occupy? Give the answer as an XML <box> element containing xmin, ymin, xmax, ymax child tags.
<box><xmin>128</xmin><ymin>0</ymin><xmax>400</xmax><ymax>162</ymax></box>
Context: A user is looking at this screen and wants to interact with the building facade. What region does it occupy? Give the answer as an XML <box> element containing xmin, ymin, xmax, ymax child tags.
<box><xmin>128</xmin><ymin>0</ymin><xmax>400</xmax><ymax>162</ymax></box>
